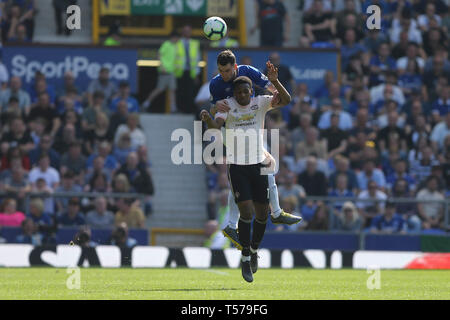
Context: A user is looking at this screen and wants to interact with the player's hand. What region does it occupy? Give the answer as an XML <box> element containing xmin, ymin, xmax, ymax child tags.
<box><xmin>266</xmin><ymin>61</ymin><xmax>278</xmax><ymax>83</ymax></box>
<box><xmin>200</xmin><ymin>110</ymin><xmax>211</xmax><ymax>122</ymax></box>
<box><xmin>216</xmin><ymin>100</ymin><xmax>230</xmax><ymax>113</ymax></box>
<box><xmin>271</xmin><ymin>90</ymin><xmax>281</xmax><ymax>106</ymax></box>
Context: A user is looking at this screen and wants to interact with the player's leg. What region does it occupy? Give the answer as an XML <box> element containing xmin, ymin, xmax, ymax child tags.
<box><xmin>268</xmin><ymin>173</ymin><xmax>303</xmax><ymax>225</ymax></box>
<box><xmin>237</xmin><ymin>200</ymin><xmax>254</xmax><ymax>283</ymax></box>
<box><xmin>222</xmin><ymin>190</ymin><xmax>242</xmax><ymax>250</ymax></box>
<box><xmin>143</xmin><ymin>74</ymin><xmax>167</xmax><ymax>110</ymax></box>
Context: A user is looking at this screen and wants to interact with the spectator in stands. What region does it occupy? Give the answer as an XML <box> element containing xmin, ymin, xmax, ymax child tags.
<box><xmin>417</xmin><ymin>2</ymin><xmax>441</xmax><ymax>32</ymax></box>
<box><xmin>300</xmin><ymin>0</ymin><xmax>336</xmax><ymax>48</ymax></box>
<box><xmin>318</xmin><ymin>82</ymin><xmax>348</xmax><ymax>112</ymax></box>
<box><xmin>15</xmin><ymin>218</ymin><xmax>42</xmax><ymax>245</ymax></box>
<box><xmin>357</xmin><ymin>159</ymin><xmax>386</xmax><ymax>191</ymax></box>
<box><xmin>114</xmin><ymin>113</ymin><xmax>145</xmax><ymax>150</ymax></box>
<box><xmin>60</xmin><ymin>141</ymin><xmax>86</xmax><ymax>183</ymax></box>
<box><xmin>295</xmin><ymin>127</ymin><xmax>327</xmax><ymax>160</ymax></box>
<box><xmin>28</xmin><ymin>198</ymin><xmax>53</xmax><ymax>231</ymax></box>
<box><xmin>112</xmin><ymin>173</ymin><xmax>130</xmax><ymax>194</ymax></box>
<box><xmin>0</xmin><ymin>76</ymin><xmax>31</xmax><ymax>114</ymax></box>
<box><xmin>423</xmin><ymin>54</ymin><xmax>450</xmax><ymax>101</ymax></box>
<box><xmin>114</xmin><ymin>198</ymin><xmax>145</xmax><ymax>229</ymax></box>
<box><xmin>136</xmin><ymin>145</ymin><xmax>151</xmax><ymax>173</ymax></box>
<box><xmin>55</xmin><ymin>171</ymin><xmax>82</xmax><ymax>214</ymax></box>
<box><xmin>86</xmin><ymin>141</ymin><xmax>118</xmax><ymax>174</ymax></box>
<box><xmin>328</xmin><ymin>156</ymin><xmax>358</xmax><ymax>192</ymax></box>
<box><xmin>115</xmin><ymin>152</ymin><xmax>154</xmax><ymax>197</ymax></box>
<box><xmin>298</xmin><ymin>155</ymin><xmax>328</xmax><ymax>196</ymax></box>
<box><xmin>2</xmin><ymin>1</ymin><xmax>35</xmax><ymax>42</ymax></box>
<box><xmin>331</xmin><ymin>201</ymin><xmax>361</xmax><ymax>232</ymax></box>
<box><xmin>264</xmin><ymin>52</ymin><xmax>295</xmax><ymax>95</ymax></box>
<box><xmin>391</xmin><ymin>30</ymin><xmax>410</xmax><ymax>60</ymax></box>
<box><xmin>314</xmin><ymin>70</ymin><xmax>335</xmax><ymax>99</ymax></box>
<box><xmin>86</xmin><ymin>196</ymin><xmax>114</xmax><ymax>228</ymax></box>
<box><xmin>83</xmin><ymin>112</ymin><xmax>111</xmax><ymax>155</ymax></box>
<box><xmin>410</xmin><ymin>145</ymin><xmax>439</xmax><ymax>185</ymax></box>
<box><xmin>84</xmin><ymin>156</ymin><xmax>111</xmax><ymax>186</ymax></box>
<box><xmin>52</xmin><ymin>123</ymin><xmax>77</xmax><ymax>155</ymax></box>
<box><xmin>81</xmin><ymin>91</ymin><xmax>108</xmax><ymax>133</ymax></box>
<box><xmin>328</xmin><ymin>173</ymin><xmax>354</xmax><ymax>211</ymax></box>
<box><xmin>27</xmin><ymin>92</ymin><xmax>61</xmax><ymax>137</ymax></box>
<box><xmin>369</xmin><ymin>42</ymin><xmax>397</xmax><ymax>87</ymax></box>
<box><xmin>110</xmin><ymin>81</ymin><xmax>139</xmax><ymax>113</ymax></box>
<box><xmin>31</xmin><ymin>177</ymin><xmax>55</xmax><ymax>215</ymax></box>
<box><xmin>290</xmin><ymin>112</ymin><xmax>312</xmax><ymax>149</ymax></box>
<box><xmin>357</xmin><ymin>180</ymin><xmax>388</xmax><ymax>227</ymax></box>
<box><xmin>416</xmin><ymin>176</ymin><xmax>445</xmax><ymax>231</ymax></box>
<box><xmin>57</xmin><ymin>197</ymin><xmax>85</xmax><ymax>227</ymax></box>
<box><xmin>396</xmin><ymin>42</ymin><xmax>425</xmax><ymax>76</ymax></box>
<box><xmin>369</xmin><ymin>200</ymin><xmax>407</xmax><ymax>234</ymax></box>
<box><xmin>398</xmin><ymin>61</ymin><xmax>423</xmax><ymax>99</ymax></box>
<box><xmin>348</xmin><ymin>107</ymin><xmax>376</xmax><ymax>142</ymax></box>
<box><xmin>0</xmin><ymin>198</ymin><xmax>25</xmax><ymax>227</ymax></box>
<box><xmin>252</xmin><ymin>0</ymin><xmax>290</xmax><ymax>47</ymax></box>
<box><xmin>29</xmin><ymin>76</ymin><xmax>56</xmax><ymax>106</ymax></box>
<box><xmin>0</xmin><ymin>116</ymin><xmax>34</xmax><ymax>154</ymax></box>
<box><xmin>28</xmin><ymin>153</ymin><xmax>60</xmax><ymax>190</ymax></box>
<box><xmin>29</xmin><ymin>134</ymin><xmax>60</xmax><ymax>169</ymax></box>
<box><xmin>318</xmin><ymin>98</ymin><xmax>353</xmax><ymax>131</ymax></box>
<box><xmin>110</xmin><ymin>222</ymin><xmax>137</xmax><ymax>248</ymax></box>
<box><xmin>340</xmin><ymin>28</ymin><xmax>367</xmax><ymax>69</ymax></box>
<box><xmin>87</xmin><ymin>67</ymin><xmax>118</xmax><ymax>107</ymax></box>
<box><xmin>87</xmin><ymin>172</ymin><xmax>110</xmax><ymax>194</ymax></box>
<box><xmin>56</xmin><ymin>71</ymin><xmax>81</xmax><ymax>106</ymax></box>
<box><xmin>389</xmin><ymin>8</ymin><xmax>422</xmax><ymax>45</ymax></box>
<box><xmin>376</xmin><ymin>111</ymin><xmax>408</xmax><ymax>154</ymax></box>
<box><xmin>430</xmin><ymin>113</ymin><xmax>450</xmax><ymax>153</ymax></box>
<box><xmin>52</xmin><ymin>0</ymin><xmax>77</xmax><ymax>36</ymax></box>
<box><xmin>430</xmin><ymin>85</ymin><xmax>449</xmax><ymax>124</ymax></box>
<box><xmin>386</xmin><ymin>159</ymin><xmax>416</xmax><ymax>191</ymax></box>
<box><xmin>278</xmin><ymin>171</ymin><xmax>306</xmax><ymax>203</ymax></box>
<box><xmin>306</xmin><ymin>203</ymin><xmax>329</xmax><ymax>231</ymax></box>
<box><xmin>108</xmin><ymin>99</ymin><xmax>128</xmax><ymax>137</ymax></box>
<box><xmin>143</xmin><ymin>31</ymin><xmax>179</xmax><ymax>113</ymax></box>
<box><xmin>113</xmin><ymin>132</ymin><xmax>136</xmax><ymax>166</ymax></box>
<box><xmin>320</xmin><ymin>113</ymin><xmax>348</xmax><ymax>159</ymax></box>
<box><xmin>0</xmin><ymin>160</ymin><xmax>30</xmax><ymax>211</ymax></box>
<box><xmin>1</xmin><ymin>97</ymin><xmax>22</xmax><ymax>130</ymax></box>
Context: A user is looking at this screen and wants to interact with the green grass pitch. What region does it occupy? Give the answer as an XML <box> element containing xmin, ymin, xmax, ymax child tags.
<box><xmin>0</xmin><ymin>268</ymin><xmax>449</xmax><ymax>300</ymax></box>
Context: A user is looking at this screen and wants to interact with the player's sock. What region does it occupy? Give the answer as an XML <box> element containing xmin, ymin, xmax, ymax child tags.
<box><xmin>238</xmin><ymin>218</ymin><xmax>252</xmax><ymax>256</ymax></box>
<box><xmin>268</xmin><ymin>174</ymin><xmax>282</xmax><ymax>218</ymax></box>
<box><xmin>250</xmin><ymin>218</ymin><xmax>267</xmax><ymax>251</ymax></box>
<box><xmin>227</xmin><ymin>191</ymin><xmax>240</xmax><ymax>230</ymax></box>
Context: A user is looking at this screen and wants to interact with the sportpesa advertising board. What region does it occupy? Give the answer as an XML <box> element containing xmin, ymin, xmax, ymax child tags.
<box><xmin>3</xmin><ymin>45</ymin><xmax>138</xmax><ymax>92</ymax></box>
<box><xmin>206</xmin><ymin>49</ymin><xmax>340</xmax><ymax>94</ymax></box>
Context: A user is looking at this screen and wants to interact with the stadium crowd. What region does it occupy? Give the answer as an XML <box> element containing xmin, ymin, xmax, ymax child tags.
<box><xmin>206</xmin><ymin>0</ymin><xmax>450</xmax><ymax>237</ymax></box>
<box><xmin>0</xmin><ymin>64</ymin><xmax>154</xmax><ymax>245</ymax></box>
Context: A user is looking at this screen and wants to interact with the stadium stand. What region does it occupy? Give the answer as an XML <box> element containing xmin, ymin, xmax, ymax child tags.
<box><xmin>0</xmin><ymin>0</ymin><xmax>448</xmax><ymax>252</ymax></box>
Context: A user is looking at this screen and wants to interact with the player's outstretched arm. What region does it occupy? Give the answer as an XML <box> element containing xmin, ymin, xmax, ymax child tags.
<box><xmin>200</xmin><ymin>110</ymin><xmax>224</xmax><ymax>129</ymax></box>
<box><xmin>266</xmin><ymin>61</ymin><xmax>291</xmax><ymax>108</ymax></box>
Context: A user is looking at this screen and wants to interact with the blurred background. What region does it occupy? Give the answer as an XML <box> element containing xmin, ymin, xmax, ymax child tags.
<box><xmin>0</xmin><ymin>0</ymin><xmax>449</xmax><ymax>254</ymax></box>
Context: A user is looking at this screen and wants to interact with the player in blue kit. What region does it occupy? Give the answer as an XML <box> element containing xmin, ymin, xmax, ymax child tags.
<box><xmin>209</xmin><ymin>50</ymin><xmax>302</xmax><ymax>250</ymax></box>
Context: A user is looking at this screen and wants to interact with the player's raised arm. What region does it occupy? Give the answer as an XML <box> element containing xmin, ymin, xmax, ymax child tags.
<box><xmin>200</xmin><ymin>110</ymin><xmax>225</xmax><ymax>130</ymax></box>
<box><xmin>266</xmin><ymin>61</ymin><xmax>291</xmax><ymax>108</ymax></box>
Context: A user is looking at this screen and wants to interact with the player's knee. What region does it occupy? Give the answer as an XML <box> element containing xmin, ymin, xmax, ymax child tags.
<box><xmin>237</xmin><ymin>201</ymin><xmax>253</xmax><ymax>219</ymax></box>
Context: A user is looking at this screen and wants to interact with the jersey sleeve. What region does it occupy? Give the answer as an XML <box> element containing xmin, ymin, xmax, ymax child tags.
<box><xmin>209</xmin><ymin>80</ymin><xmax>221</xmax><ymax>105</ymax></box>
<box><xmin>259</xmin><ymin>95</ymin><xmax>273</xmax><ymax>113</ymax></box>
<box><xmin>215</xmin><ymin>112</ymin><xmax>228</xmax><ymax>120</ymax></box>
<box><xmin>243</xmin><ymin>65</ymin><xmax>270</xmax><ymax>89</ymax></box>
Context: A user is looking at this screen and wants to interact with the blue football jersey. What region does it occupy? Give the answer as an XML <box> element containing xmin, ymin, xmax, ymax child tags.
<box><xmin>209</xmin><ymin>65</ymin><xmax>270</xmax><ymax>105</ymax></box>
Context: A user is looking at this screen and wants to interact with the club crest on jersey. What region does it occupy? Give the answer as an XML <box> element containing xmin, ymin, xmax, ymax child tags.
<box><xmin>250</xmin><ymin>105</ymin><xmax>258</xmax><ymax>110</ymax></box>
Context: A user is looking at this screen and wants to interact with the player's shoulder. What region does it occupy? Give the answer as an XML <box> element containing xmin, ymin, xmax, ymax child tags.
<box><xmin>209</xmin><ymin>74</ymin><xmax>224</xmax><ymax>90</ymax></box>
<box><xmin>238</xmin><ymin>64</ymin><xmax>261</xmax><ymax>75</ymax></box>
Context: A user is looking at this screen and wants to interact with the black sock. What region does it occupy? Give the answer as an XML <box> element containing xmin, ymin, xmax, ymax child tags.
<box><xmin>238</xmin><ymin>218</ymin><xmax>252</xmax><ymax>256</ymax></box>
<box><xmin>251</xmin><ymin>218</ymin><xmax>267</xmax><ymax>251</ymax></box>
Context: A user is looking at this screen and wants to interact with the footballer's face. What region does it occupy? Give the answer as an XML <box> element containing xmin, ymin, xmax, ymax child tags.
<box><xmin>218</xmin><ymin>63</ymin><xmax>237</xmax><ymax>82</ymax></box>
<box><xmin>234</xmin><ymin>83</ymin><xmax>252</xmax><ymax>106</ymax></box>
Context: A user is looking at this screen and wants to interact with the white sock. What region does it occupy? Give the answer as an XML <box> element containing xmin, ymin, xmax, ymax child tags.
<box><xmin>268</xmin><ymin>174</ymin><xmax>282</xmax><ymax>217</ymax></box>
<box><xmin>241</xmin><ymin>255</ymin><xmax>251</xmax><ymax>262</ymax></box>
<box><xmin>228</xmin><ymin>191</ymin><xmax>240</xmax><ymax>229</ymax></box>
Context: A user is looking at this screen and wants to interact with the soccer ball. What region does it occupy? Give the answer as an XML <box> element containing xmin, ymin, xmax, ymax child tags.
<box><xmin>203</xmin><ymin>16</ymin><xmax>228</xmax><ymax>41</ymax></box>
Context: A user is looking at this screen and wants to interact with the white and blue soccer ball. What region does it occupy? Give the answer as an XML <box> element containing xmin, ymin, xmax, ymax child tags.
<box><xmin>203</xmin><ymin>16</ymin><xmax>228</xmax><ymax>41</ymax></box>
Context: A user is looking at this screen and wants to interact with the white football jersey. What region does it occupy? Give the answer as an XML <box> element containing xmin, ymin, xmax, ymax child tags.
<box><xmin>215</xmin><ymin>95</ymin><xmax>273</xmax><ymax>165</ymax></box>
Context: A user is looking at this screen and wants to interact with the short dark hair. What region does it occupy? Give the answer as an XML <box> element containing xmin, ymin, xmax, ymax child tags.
<box><xmin>217</xmin><ymin>50</ymin><xmax>236</xmax><ymax>66</ymax></box>
<box><xmin>232</xmin><ymin>76</ymin><xmax>252</xmax><ymax>90</ymax></box>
